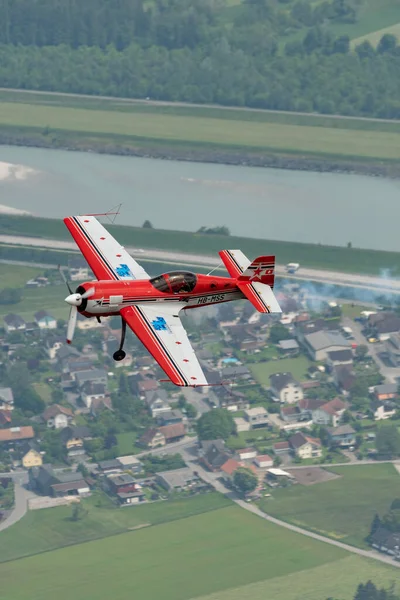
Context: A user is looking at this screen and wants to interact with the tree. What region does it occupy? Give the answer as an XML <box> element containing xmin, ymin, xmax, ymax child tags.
<box><xmin>142</xmin><ymin>220</ymin><xmax>153</xmax><ymax>228</ymax></box>
<box><xmin>233</xmin><ymin>468</ymin><xmax>258</xmax><ymax>495</ymax></box>
<box><xmin>377</xmin><ymin>34</ymin><xmax>397</xmax><ymax>54</ymax></box>
<box><xmin>78</xmin><ymin>463</ymin><xmax>89</xmax><ymax>478</ymax></box>
<box><xmin>70</xmin><ymin>502</ymin><xmax>88</xmax><ymax>522</ymax></box>
<box><xmin>355</xmin><ymin>345</ymin><xmax>368</xmax><ymax>361</ymax></box>
<box><xmin>196</xmin><ymin>408</ymin><xmax>236</xmax><ymax>441</ymax></box>
<box><xmin>185</xmin><ymin>403</ymin><xmax>197</xmax><ymax>419</ymax></box>
<box><xmin>376</xmin><ymin>424</ymin><xmax>400</xmax><ymax>459</ymax></box>
<box><xmin>350</xmin><ymin>378</ymin><xmax>369</xmax><ymax>399</ymax></box>
<box><xmin>269</xmin><ymin>323</ymin><xmax>291</xmax><ymax>344</ymax></box>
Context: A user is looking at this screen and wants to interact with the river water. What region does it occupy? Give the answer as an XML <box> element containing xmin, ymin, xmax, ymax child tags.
<box><xmin>0</xmin><ymin>145</ymin><xmax>398</xmax><ymax>251</ymax></box>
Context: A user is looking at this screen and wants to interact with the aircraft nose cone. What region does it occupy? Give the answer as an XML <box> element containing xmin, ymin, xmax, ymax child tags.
<box><xmin>65</xmin><ymin>293</ymin><xmax>81</xmax><ymax>306</ymax></box>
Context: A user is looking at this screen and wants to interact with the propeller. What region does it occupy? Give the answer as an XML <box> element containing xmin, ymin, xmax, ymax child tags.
<box><xmin>59</xmin><ymin>266</ymin><xmax>95</xmax><ymax>344</ymax></box>
<box><xmin>64</xmin><ymin>288</ymin><xmax>95</xmax><ymax>344</ymax></box>
<box><xmin>58</xmin><ymin>265</ymin><xmax>73</xmax><ymax>295</ymax></box>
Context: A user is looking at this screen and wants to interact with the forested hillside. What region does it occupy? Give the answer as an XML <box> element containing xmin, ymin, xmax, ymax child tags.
<box><xmin>0</xmin><ymin>0</ymin><xmax>400</xmax><ymax>118</ymax></box>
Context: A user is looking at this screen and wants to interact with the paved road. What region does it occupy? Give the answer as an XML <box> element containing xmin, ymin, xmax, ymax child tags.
<box><xmin>0</xmin><ymin>484</ymin><xmax>36</xmax><ymax>533</ymax></box>
<box><xmin>2</xmin><ymin>86</ymin><xmax>400</xmax><ymax>125</ymax></box>
<box><xmin>1</xmin><ymin>234</ymin><xmax>400</xmax><ymax>295</ymax></box>
<box><xmin>344</xmin><ymin>317</ymin><xmax>400</xmax><ymax>383</ymax></box>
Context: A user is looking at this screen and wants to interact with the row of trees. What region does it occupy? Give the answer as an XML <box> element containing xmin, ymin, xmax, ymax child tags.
<box><xmin>0</xmin><ymin>0</ymin><xmax>398</xmax><ymax>118</ymax></box>
<box><xmin>0</xmin><ymin>41</ymin><xmax>399</xmax><ymax>118</ymax></box>
<box><xmin>0</xmin><ymin>0</ymin><xmax>359</xmax><ymax>51</ymax></box>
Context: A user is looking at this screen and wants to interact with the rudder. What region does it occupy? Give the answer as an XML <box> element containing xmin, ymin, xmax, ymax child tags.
<box><xmin>238</xmin><ymin>255</ymin><xmax>275</xmax><ymax>288</ymax></box>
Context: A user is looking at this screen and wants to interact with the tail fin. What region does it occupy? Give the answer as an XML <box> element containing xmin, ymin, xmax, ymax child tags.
<box><xmin>238</xmin><ymin>255</ymin><xmax>275</xmax><ymax>288</ymax></box>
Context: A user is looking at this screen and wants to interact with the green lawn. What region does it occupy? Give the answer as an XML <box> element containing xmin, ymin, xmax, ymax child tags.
<box><xmin>1</xmin><ymin>101</ymin><xmax>400</xmax><ymax>161</ymax></box>
<box><xmin>0</xmin><ymin>284</ymin><xmax>66</xmax><ymax>322</ymax></box>
<box><xmin>116</xmin><ymin>431</ymin><xmax>140</xmax><ymax>455</ymax></box>
<box><xmin>0</xmin><ymin>493</ymin><xmax>230</xmax><ymax>563</ymax></box>
<box><xmin>341</xmin><ymin>304</ymin><xmax>372</xmax><ymax>319</ymax></box>
<box><xmin>32</xmin><ymin>382</ymin><xmax>53</xmax><ymax>404</ymax></box>
<box><xmin>0</xmin><ymin>263</ymin><xmax>41</xmax><ymax>288</ymax></box>
<box><xmin>250</xmin><ymin>355</ymin><xmax>312</xmax><ymax>385</ymax></box>
<box><xmin>1</xmin><ymin>504</ymin><xmax>396</xmax><ymax>600</ymax></box>
<box><xmin>258</xmin><ymin>464</ymin><xmax>400</xmax><ymax>548</ymax></box>
<box><xmin>226</xmin><ymin>429</ymin><xmax>277</xmax><ymax>451</ymax></box>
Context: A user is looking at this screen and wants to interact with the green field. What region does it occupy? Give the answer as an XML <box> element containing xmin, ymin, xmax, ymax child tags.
<box><xmin>0</xmin><ymin>504</ymin><xmax>397</xmax><ymax>600</ymax></box>
<box><xmin>0</xmin><ymin>493</ymin><xmax>230</xmax><ymax>563</ymax></box>
<box><xmin>351</xmin><ymin>21</ymin><xmax>400</xmax><ymax>47</ymax></box>
<box><xmin>258</xmin><ymin>464</ymin><xmax>400</xmax><ymax>547</ymax></box>
<box><xmin>0</xmin><ymin>284</ymin><xmax>66</xmax><ymax>321</ymax></box>
<box><xmin>0</xmin><ymin>263</ymin><xmax>41</xmax><ymax>288</ymax></box>
<box><xmin>250</xmin><ymin>356</ymin><xmax>312</xmax><ymax>385</ymax></box>
<box><xmin>330</xmin><ymin>0</ymin><xmax>400</xmax><ymax>40</ymax></box>
<box><xmin>4</xmin><ymin>214</ymin><xmax>400</xmax><ymax>277</ymax></box>
<box><xmin>1</xmin><ymin>101</ymin><xmax>400</xmax><ymax>162</ymax></box>
<box><xmin>116</xmin><ymin>431</ymin><xmax>140</xmax><ymax>455</ymax></box>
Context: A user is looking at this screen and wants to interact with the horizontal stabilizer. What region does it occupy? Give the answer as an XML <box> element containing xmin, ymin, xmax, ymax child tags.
<box><xmin>237</xmin><ymin>281</ymin><xmax>282</xmax><ymax>314</ymax></box>
<box><xmin>219</xmin><ymin>249</ymin><xmax>251</xmax><ymax>278</ymax></box>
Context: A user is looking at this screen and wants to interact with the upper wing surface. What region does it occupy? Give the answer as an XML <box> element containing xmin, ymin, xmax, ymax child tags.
<box><xmin>120</xmin><ymin>303</ymin><xmax>208</xmax><ymax>387</ymax></box>
<box><xmin>64</xmin><ymin>215</ymin><xmax>150</xmax><ymax>281</ymax></box>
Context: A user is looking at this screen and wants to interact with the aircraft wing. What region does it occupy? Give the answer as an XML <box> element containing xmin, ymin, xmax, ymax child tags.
<box><xmin>64</xmin><ymin>215</ymin><xmax>150</xmax><ymax>281</ymax></box>
<box><xmin>120</xmin><ymin>304</ymin><xmax>208</xmax><ymax>387</ymax></box>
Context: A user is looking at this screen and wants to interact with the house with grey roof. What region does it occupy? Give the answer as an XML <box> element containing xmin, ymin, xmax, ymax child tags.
<box><xmin>29</xmin><ymin>464</ymin><xmax>90</xmax><ymax>497</ymax></box>
<box><xmin>75</xmin><ymin>369</ymin><xmax>108</xmax><ymax>389</ymax></box>
<box><xmin>270</xmin><ymin>372</ymin><xmax>303</xmax><ymax>404</ymax></box>
<box><xmin>304</xmin><ymin>331</ymin><xmax>351</xmax><ymax>361</ymax></box>
<box><xmin>3</xmin><ymin>314</ymin><xmax>26</xmax><ymax>333</ymax></box>
<box><xmin>0</xmin><ymin>387</ymin><xmax>14</xmax><ymax>411</ymax></box>
<box><xmin>278</xmin><ymin>339</ymin><xmax>299</xmax><ymax>356</ymax></box>
<box><xmin>327</xmin><ymin>424</ymin><xmax>356</xmax><ymax>447</ymax></box>
<box><xmin>145</xmin><ymin>389</ymin><xmax>171</xmax><ymax>417</ymax></box>
<box><xmin>156</xmin><ymin>468</ymin><xmax>200</xmax><ymax>492</ymax></box>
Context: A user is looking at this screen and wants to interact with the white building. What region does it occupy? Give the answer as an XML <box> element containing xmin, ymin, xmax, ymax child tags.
<box><xmin>270</xmin><ymin>372</ymin><xmax>303</xmax><ymax>404</ymax></box>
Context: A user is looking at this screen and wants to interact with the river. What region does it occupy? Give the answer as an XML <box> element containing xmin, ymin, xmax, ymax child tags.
<box><xmin>0</xmin><ymin>145</ymin><xmax>398</xmax><ymax>251</ymax></box>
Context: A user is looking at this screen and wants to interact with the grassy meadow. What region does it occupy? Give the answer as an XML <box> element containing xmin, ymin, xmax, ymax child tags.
<box><xmin>250</xmin><ymin>355</ymin><xmax>312</xmax><ymax>385</ymax></box>
<box><xmin>1</xmin><ymin>100</ymin><xmax>400</xmax><ymax>162</ymax></box>
<box><xmin>0</xmin><ymin>504</ymin><xmax>397</xmax><ymax>600</ymax></box>
<box><xmin>258</xmin><ymin>464</ymin><xmax>400</xmax><ymax>548</ymax></box>
<box><xmin>0</xmin><ymin>493</ymin><xmax>231</xmax><ymax>563</ymax></box>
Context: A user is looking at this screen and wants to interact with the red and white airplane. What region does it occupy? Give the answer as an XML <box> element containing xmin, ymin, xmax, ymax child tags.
<box><xmin>62</xmin><ymin>215</ymin><xmax>282</xmax><ymax>387</ymax></box>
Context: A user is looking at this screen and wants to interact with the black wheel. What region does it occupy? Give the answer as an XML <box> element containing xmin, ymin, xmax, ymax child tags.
<box><xmin>113</xmin><ymin>350</ymin><xmax>126</xmax><ymax>362</ymax></box>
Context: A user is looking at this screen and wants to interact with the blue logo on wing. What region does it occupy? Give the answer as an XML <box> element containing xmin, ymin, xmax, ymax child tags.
<box><xmin>152</xmin><ymin>317</ymin><xmax>169</xmax><ymax>332</ymax></box>
<box><xmin>116</xmin><ymin>263</ymin><xmax>133</xmax><ymax>278</ymax></box>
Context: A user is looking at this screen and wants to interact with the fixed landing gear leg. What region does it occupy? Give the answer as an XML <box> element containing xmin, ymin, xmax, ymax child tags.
<box><xmin>113</xmin><ymin>317</ymin><xmax>126</xmax><ymax>362</ymax></box>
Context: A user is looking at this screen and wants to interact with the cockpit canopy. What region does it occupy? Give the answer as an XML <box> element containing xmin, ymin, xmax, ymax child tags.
<box><xmin>149</xmin><ymin>271</ymin><xmax>197</xmax><ymax>294</ymax></box>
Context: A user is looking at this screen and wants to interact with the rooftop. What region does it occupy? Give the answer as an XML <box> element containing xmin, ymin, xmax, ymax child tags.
<box><xmin>270</xmin><ymin>372</ymin><xmax>299</xmax><ymax>391</ymax></box>
<box><xmin>278</xmin><ymin>339</ymin><xmax>299</xmax><ymax>350</ymax></box>
<box><xmin>156</xmin><ymin>467</ymin><xmax>197</xmax><ymax>489</ymax></box>
<box><xmin>305</xmin><ymin>331</ymin><xmax>351</xmax><ymax>351</ymax></box>
<box><xmin>0</xmin><ymin>426</ymin><xmax>34</xmax><ymax>442</ymax></box>
<box><xmin>244</xmin><ymin>407</ymin><xmax>268</xmax><ymax>417</ymax></box>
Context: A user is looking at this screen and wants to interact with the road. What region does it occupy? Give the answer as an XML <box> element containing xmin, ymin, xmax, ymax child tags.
<box><xmin>175</xmin><ymin>444</ymin><xmax>400</xmax><ymax>568</ymax></box>
<box><xmin>0</xmin><ymin>484</ymin><xmax>36</xmax><ymax>533</ymax></box>
<box><xmin>1</xmin><ymin>234</ymin><xmax>400</xmax><ymax>295</ymax></box>
<box><xmin>1</xmin><ymin>86</ymin><xmax>400</xmax><ymax>125</ymax></box>
<box><xmin>344</xmin><ymin>316</ymin><xmax>400</xmax><ymax>383</ymax></box>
